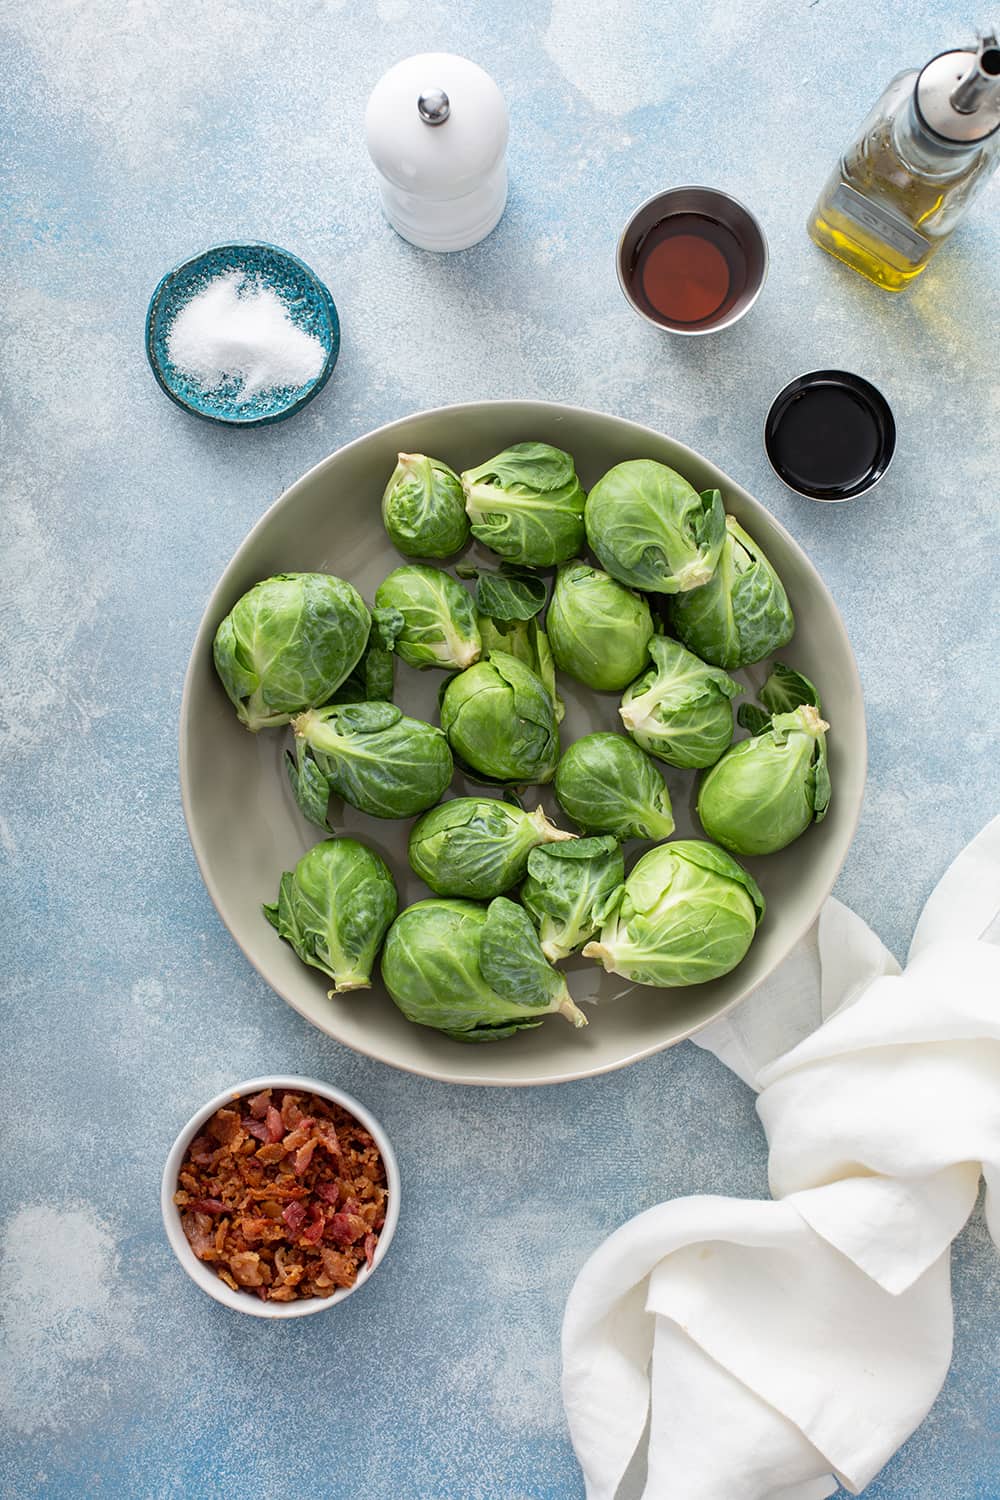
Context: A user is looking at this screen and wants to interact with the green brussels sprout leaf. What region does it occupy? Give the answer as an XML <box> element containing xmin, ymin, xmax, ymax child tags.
<box><xmin>331</xmin><ymin>607</ymin><xmax>404</xmax><ymax>703</ymax></box>
<box><xmin>521</xmin><ymin>834</ymin><xmax>625</xmax><ymax>961</ymax></box>
<box><xmin>262</xmin><ymin>871</ymin><xmax>297</xmax><ymax>935</ymax></box>
<box><xmin>478</xmin><ymin>898</ymin><xmax>586</xmax><ymax>1024</ymax></box>
<box><xmin>382</xmin><ymin>453</ymin><xmax>469</xmax><ymax>558</ymax></box>
<box><xmin>619</xmin><ymin>635</ymin><xmax>738</xmax><ymax>769</ymax></box>
<box><xmin>736</xmin><ymin>702</ymin><xmax>772</xmax><ymax>736</ymax></box>
<box><xmin>213</xmin><ymin>615</ymin><xmax>257</xmax><ymax>706</ymax></box>
<box><xmin>476</xmin><ymin>616</ymin><xmax>564</xmax><ymax>723</ymax></box>
<box><xmin>759</xmin><ymin>661</ymin><xmax>822</xmax><ymax>716</ymax></box>
<box><xmin>471</xmin><ymin>565</ymin><xmax>548</xmax><ymax>622</ymax></box>
<box><xmin>736</xmin><ymin>662</ymin><xmax>820</xmax><ymax>736</ymax></box>
<box><xmin>812</xmin><ymin>735</ymin><xmax>832</xmax><ymax>823</ymax></box>
<box><xmin>263</xmin><ymin>838</ymin><xmax>398</xmax><ymax>994</ymax></box>
<box><xmin>286</xmin><ymin>738</ymin><xmax>337</xmax><ymax>830</ymax></box>
<box><xmin>461</xmin><ymin>442</ymin><xmax>587</xmax><ymax>566</ymax></box>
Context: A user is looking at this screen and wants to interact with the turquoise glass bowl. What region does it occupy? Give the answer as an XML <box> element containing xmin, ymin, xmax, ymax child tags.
<box><xmin>145</xmin><ymin>243</ymin><xmax>340</xmax><ymax>427</ymax></box>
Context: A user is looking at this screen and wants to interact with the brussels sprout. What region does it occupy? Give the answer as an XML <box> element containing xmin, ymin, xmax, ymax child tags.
<box><xmin>697</xmin><ymin>705</ymin><xmax>831</xmax><ymax>856</ymax></box>
<box><xmin>477</xmin><ymin>615</ymin><xmax>564</xmax><ymax>723</ymax></box>
<box><xmin>213</xmin><ymin>572</ymin><xmax>371</xmax><ymax>732</ymax></box>
<box><xmin>381</xmin><ymin>896</ymin><xmax>587</xmax><ymax>1041</ymax></box>
<box><xmin>667</xmin><ymin>515</ymin><xmax>794</xmax><ymax>669</ymax></box>
<box><xmin>331</xmin><ymin>606</ymin><xmax>403</xmax><ymax>704</ymax></box>
<box><xmin>547</xmin><ymin>560</ymin><xmax>654</xmax><ymax>692</ymax></box>
<box><xmin>439</xmin><ymin>650</ymin><xmax>560</xmax><ymax>785</ymax></box>
<box><xmin>288</xmin><ymin>702</ymin><xmax>453</xmax><ymax>827</ymax></box>
<box><xmin>584</xmin><ymin>461</ymin><xmax>725</xmax><ymax>594</ymax></box>
<box><xmin>521</xmin><ymin>835</ymin><xmax>625</xmax><ymax>961</ymax></box>
<box><xmin>409</xmin><ymin>798</ymin><xmax>575</xmax><ymax>899</ymax></box>
<box><xmin>381</xmin><ymin>452</ymin><xmax>469</xmax><ymax>558</ymax></box>
<box><xmin>619</xmin><ymin>636</ymin><xmax>738</xmax><ymax>769</ymax></box>
<box><xmin>554</xmin><ymin>732</ymin><xmax>675</xmax><ymax>841</ymax></box>
<box><xmin>374</xmin><ymin>565</ymin><xmax>481</xmax><ymax>672</ymax></box>
<box><xmin>263</xmin><ymin>838</ymin><xmax>397</xmax><ymax>994</ymax></box>
<box><xmin>461</xmin><ymin>442</ymin><xmax>586</xmax><ymax>566</ymax></box>
<box><xmin>583</xmin><ymin>840</ymin><xmax>764</xmax><ymax>987</ymax></box>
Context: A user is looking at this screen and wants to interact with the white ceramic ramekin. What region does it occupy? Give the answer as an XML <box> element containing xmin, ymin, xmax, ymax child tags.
<box><xmin>161</xmin><ymin>1075</ymin><xmax>400</xmax><ymax>1318</ymax></box>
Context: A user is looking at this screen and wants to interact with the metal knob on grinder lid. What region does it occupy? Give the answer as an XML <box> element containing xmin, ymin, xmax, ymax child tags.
<box><xmin>417</xmin><ymin>88</ymin><xmax>450</xmax><ymax>126</ymax></box>
<box><xmin>916</xmin><ymin>32</ymin><xmax>1000</xmax><ymax>144</ymax></box>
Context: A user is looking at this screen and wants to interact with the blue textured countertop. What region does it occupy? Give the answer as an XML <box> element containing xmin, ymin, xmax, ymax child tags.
<box><xmin>3</xmin><ymin>2</ymin><xmax>998</xmax><ymax>1496</ymax></box>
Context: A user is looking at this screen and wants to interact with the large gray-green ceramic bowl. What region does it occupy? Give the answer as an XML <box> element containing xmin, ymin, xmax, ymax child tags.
<box><xmin>180</xmin><ymin>400</ymin><xmax>866</xmax><ymax>1086</ymax></box>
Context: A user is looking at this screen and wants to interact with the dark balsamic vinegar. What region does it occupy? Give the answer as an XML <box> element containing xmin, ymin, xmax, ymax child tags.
<box><xmin>765</xmin><ymin>378</ymin><xmax>892</xmax><ymax>500</ymax></box>
<box><xmin>626</xmin><ymin>213</ymin><xmax>750</xmax><ymax>329</ymax></box>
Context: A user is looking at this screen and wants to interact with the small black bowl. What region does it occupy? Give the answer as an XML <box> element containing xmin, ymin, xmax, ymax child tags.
<box><xmin>764</xmin><ymin>370</ymin><xmax>896</xmax><ymax>502</ymax></box>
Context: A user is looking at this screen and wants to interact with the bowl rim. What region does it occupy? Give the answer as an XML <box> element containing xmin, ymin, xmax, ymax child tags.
<box><xmin>178</xmin><ymin>397</ymin><xmax>867</xmax><ymax>1086</ymax></box>
<box><xmin>160</xmin><ymin>1074</ymin><xmax>400</xmax><ymax>1318</ymax></box>
<box><xmin>145</xmin><ymin>241</ymin><xmax>340</xmax><ymax>429</ymax></box>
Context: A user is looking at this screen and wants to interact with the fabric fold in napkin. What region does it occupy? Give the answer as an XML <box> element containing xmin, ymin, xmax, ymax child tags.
<box><xmin>561</xmin><ymin>818</ymin><xmax>1000</xmax><ymax>1500</ymax></box>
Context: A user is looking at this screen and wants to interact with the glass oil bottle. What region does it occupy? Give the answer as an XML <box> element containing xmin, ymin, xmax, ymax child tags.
<box><xmin>808</xmin><ymin>33</ymin><xmax>1000</xmax><ymax>290</ymax></box>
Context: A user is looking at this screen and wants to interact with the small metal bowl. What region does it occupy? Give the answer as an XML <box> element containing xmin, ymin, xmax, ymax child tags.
<box><xmin>616</xmin><ymin>186</ymin><xmax>768</xmax><ymax>335</ymax></box>
<box><xmin>161</xmin><ymin>1075</ymin><xmax>400</xmax><ymax>1318</ymax></box>
<box><xmin>764</xmin><ymin>370</ymin><xmax>896</xmax><ymax>502</ymax></box>
<box><xmin>145</xmin><ymin>243</ymin><xmax>340</xmax><ymax>428</ymax></box>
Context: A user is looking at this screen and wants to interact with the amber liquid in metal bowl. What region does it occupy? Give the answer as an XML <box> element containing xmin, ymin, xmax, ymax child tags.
<box><xmin>625</xmin><ymin>213</ymin><xmax>750</xmax><ymax>329</ymax></box>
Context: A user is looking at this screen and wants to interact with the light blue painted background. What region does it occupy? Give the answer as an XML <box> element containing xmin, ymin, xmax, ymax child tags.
<box><xmin>3</xmin><ymin>1</ymin><xmax>998</xmax><ymax>1496</ymax></box>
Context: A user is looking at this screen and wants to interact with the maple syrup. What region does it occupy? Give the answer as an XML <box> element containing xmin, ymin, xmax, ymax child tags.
<box><xmin>624</xmin><ymin>213</ymin><xmax>749</xmax><ymax>330</ymax></box>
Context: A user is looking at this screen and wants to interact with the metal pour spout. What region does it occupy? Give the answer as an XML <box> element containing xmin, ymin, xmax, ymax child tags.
<box><xmin>950</xmin><ymin>32</ymin><xmax>1000</xmax><ymax>114</ymax></box>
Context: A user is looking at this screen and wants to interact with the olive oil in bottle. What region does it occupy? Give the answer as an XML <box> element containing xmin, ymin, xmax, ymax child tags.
<box><xmin>808</xmin><ymin>33</ymin><xmax>1000</xmax><ymax>290</ymax></box>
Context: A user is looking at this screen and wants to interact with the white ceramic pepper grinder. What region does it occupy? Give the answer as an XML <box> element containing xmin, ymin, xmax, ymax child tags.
<box><xmin>365</xmin><ymin>52</ymin><xmax>509</xmax><ymax>252</ymax></box>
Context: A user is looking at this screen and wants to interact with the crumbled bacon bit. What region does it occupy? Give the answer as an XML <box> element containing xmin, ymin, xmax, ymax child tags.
<box><xmin>282</xmin><ymin>1201</ymin><xmax>307</xmax><ymax>1233</ymax></box>
<box><xmin>325</xmin><ymin>1212</ymin><xmax>367</xmax><ymax>1247</ymax></box>
<box><xmin>293</xmin><ymin>1140</ymin><xmax>318</xmax><ymax>1176</ymax></box>
<box><xmin>315</xmin><ymin>1126</ymin><xmax>342</xmax><ymax>1160</ymax></box>
<box><xmin>207</xmin><ymin>1108</ymin><xmax>242</xmax><ymax>1146</ymax></box>
<box><xmin>174</xmin><ymin>1089</ymin><xmax>387</xmax><ymax>1302</ymax></box>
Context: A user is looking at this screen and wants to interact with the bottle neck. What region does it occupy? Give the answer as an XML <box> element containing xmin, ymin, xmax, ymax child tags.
<box><xmin>894</xmin><ymin>92</ymin><xmax>983</xmax><ymax>177</ymax></box>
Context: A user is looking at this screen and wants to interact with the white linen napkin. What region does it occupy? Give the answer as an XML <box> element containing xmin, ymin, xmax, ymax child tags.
<box><xmin>562</xmin><ymin>817</ymin><xmax>1000</xmax><ymax>1500</ymax></box>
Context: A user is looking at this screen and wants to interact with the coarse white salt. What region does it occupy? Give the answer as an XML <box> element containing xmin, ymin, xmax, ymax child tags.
<box><xmin>165</xmin><ymin>271</ymin><xmax>326</xmax><ymax>399</ymax></box>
